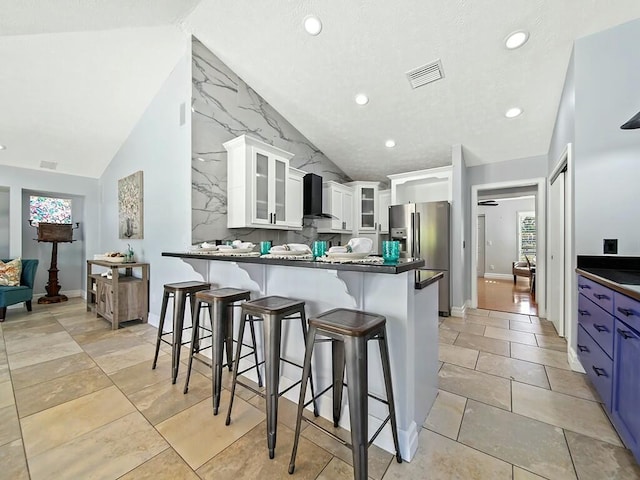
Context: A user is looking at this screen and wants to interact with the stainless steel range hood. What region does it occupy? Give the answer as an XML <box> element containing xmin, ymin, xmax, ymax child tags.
<box><xmin>303</xmin><ymin>173</ymin><xmax>334</xmax><ymax>219</ymax></box>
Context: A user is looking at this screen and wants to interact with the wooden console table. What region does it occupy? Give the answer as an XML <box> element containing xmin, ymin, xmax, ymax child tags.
<box><xmin>86</xmin><ymin>260</ymin><xmax>149</xmax><ymax>330</ymax></box>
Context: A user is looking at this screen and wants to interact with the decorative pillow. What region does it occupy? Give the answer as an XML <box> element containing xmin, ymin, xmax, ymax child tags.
<box><xmin>0</xmin><ymin>258</ymin><xmax>22</xmax><ymax>286</ymax></box>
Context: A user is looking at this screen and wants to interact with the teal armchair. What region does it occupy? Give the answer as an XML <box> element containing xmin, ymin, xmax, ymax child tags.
<box><xmin>0</xmin><ymin>259</ymin><xmax>39</xmax><ymax>321</ymax></box>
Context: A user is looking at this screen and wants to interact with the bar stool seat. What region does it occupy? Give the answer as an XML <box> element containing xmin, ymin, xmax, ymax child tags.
<box><xmin>289</xmin><ymin>308</ymin><xmax>402</xmax><ymax>480</ymax></box>
<box><xmin>226</xmin><ymin>295</ymin><xmax>319</xmax><ymax>459</ymax></box>
<box><xmin>183</xmin><ymin>288</ymin><xmax>263</xmax><ymax>415</ymax></box>
<box><xmin>152</xmin><ymin>281</ymin><xmax>211</xmax><ymax>384</ymax></box>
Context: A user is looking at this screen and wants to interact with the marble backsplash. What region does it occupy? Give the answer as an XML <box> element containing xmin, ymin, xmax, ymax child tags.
<box><xmin>191</xmin><ymin>37</ymin><xmax>349</xmax><ymax>247</ymax></box>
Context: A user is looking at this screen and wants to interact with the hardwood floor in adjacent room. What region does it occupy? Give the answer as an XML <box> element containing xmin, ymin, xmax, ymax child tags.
<box><xmin>477</xmin><ymin>277</ymin><xmax>537</xmax><ymax>316</ymax></box>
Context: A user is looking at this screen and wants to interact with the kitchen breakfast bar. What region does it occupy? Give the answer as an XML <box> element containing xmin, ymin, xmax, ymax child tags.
<box><xmin>162</xmin><ymin>252</ymin><xmax>442</xmax><ymax>462</ymax></box>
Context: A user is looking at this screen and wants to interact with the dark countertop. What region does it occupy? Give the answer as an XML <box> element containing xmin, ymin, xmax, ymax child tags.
<box><xmin>576</xmin><ymin>255</ymin><xmax>640</xmax><ymax>301</ymax></box>
<box><xmin>415</xmin><ymin>269</ymin><xmax>445</xmax><ymax>290</ymax></box>
<box><xmin>162</xmin><ymin>252</ymin><xmax>425</xmax><ymax>274</ymax></box>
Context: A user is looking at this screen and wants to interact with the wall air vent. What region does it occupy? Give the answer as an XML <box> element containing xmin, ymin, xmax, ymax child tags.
<box><xmin>40</xmin><ymin>160</ymin><xmax>58</xmax><ymax>170</ymax></box>
<box><xmin>406</xmin><ymin>59</ymin><xmax>444</xmax><ymax>89</ymax></box>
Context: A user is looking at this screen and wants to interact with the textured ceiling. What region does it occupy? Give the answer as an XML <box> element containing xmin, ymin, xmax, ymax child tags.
<box><xmin>1</xmin><ymin>1</ymin><xmax>640</xmax><ymax>180</ymax></box>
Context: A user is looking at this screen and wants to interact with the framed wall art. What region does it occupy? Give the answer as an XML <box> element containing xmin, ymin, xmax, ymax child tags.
<box><xmin>118</xmin><ymin>170</ymin><xmax>144</xmax><ymax>239</ymax></box>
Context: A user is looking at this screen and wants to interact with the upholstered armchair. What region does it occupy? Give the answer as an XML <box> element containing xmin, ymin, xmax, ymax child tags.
<box><xmin>512</xmin><ymin>256</ymin><xmax>533</xmax><ymax>285</ymax></box>
<box><xmin>0</xmin><ymin>259</ymin><xmax>39</xmax><ymax>321</ymax></box>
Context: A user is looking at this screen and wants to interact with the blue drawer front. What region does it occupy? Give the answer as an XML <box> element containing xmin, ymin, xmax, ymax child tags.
<box><xmin>615</xmin><ymin>292</ymin><xmax>640</xmax><ymax>331</ymax></box>
<box><xmin>578</xmin><ymin>293</ymin><xmax>614</xmax><ymax>359</ymax></box>
<box><xmin>577</xmin><ymin>325</ymin><xmax>613</xmax><ymax>409</ymax></box>
<box><xmin>578</xmin><ymin>276</ymin><xmax>614</xmax><ymax>314</ymax></box>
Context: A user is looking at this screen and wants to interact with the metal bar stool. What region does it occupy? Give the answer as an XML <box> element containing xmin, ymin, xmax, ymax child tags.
<box><xmin>225</xmin><ymin>295</ymin><xmax>319</xmax><ymax>459</ymax></box>
<box><xmin>288</xmin><ymin>308</ymin><xmax>402</xmax><ymax>480</ymax></box>
<box><xmin>183</xmin><ymin>288</ymin><xmax>263</xmax><ymax>415</ymax></box>
<box><xmin>152</xmin><ymin>281</ymin><xmax>211</xmax><ymax>384</ymax></box>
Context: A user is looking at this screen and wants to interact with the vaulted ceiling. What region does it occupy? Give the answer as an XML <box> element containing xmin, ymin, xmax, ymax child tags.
<box><xmin>1</xmin><ymin>1</ymin><xmax>640</xmax><ymax>180</ymax></box>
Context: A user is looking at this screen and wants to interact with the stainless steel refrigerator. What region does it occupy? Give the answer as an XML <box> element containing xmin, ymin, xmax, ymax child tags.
<box><xmin>389</xmin><ymin>201</ymin><xmax>451</xmax><ymax>316</ymax></box>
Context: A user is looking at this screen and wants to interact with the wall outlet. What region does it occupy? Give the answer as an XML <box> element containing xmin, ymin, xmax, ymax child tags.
<box><xmin>490</xmin><ymin>264</ymin><xmax>495</xmax><ymax>270</ymax></box>
<box><xmin>604</xmin><ymin>238</ymin><xmax>618</xmax><ymax>254</ymax></box>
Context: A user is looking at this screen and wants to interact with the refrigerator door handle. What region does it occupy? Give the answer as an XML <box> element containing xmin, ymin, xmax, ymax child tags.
<box><xmin>415</xmin><ymin>212</ymin><xmax>421</xmax><ymax>257</ymax></box>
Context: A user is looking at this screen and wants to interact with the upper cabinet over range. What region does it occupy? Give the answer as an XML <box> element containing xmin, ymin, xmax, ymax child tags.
<box><xmin>224</xmin><ymin>135</ymin><xmax>297</xmax><ymax>230</ymax></box>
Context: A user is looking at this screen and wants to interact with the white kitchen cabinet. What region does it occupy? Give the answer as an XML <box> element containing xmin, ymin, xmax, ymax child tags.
<box><xmin>224</xmin><ymin>135</ymin><xmax>295</xmax><ymax>229</ymax></box>
<box><xmin>378</xmin><ymin>189</ymin><xmax>391</xmax><ymax>233</ymax></box>
<box><xmin>317</xmin><ymin>181</ymin><xmax>354</xmax><ymax>233</ymax></box>
<box><xmin>346</xmin><ymin>181</ymin><xmax>381</xmax><ymax>234</ymax></box>
<box><xmin>286</xmin><ymin>167</ymin><xmax>305</xmax><ymax>230</ymax></box>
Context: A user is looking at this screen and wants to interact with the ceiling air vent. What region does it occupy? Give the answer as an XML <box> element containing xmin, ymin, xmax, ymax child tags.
<box><xmin>406</xmin><ymin>59</ymin><xmax>444</xmax><ymax>89</ymax></box>
<box><xmin>40</xmin><ymin>160</ymin><xmax>58</xmax><ymax>170</ymax></box>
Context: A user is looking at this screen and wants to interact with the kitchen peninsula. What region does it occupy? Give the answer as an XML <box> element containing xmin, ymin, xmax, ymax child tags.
<box><xmin>162</xmin><ymin>251</ymin><xmax>440</xmax><ymax>462</ymax></box>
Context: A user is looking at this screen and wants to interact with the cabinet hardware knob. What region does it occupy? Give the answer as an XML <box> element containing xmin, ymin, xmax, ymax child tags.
<box><xmin>592</xmin><ymin>366</ymin><xmax>607</xmax><ymax>377</ymax></box>
<box><xmin>617</xmin><ymin>328</ymin><xmax>635</xmax><ymax>340</ymax></box>
<box><xmin>577</xmin><ymin>344</ymin><xmax>589</xmax><ymax>352</ymax></box>
<box><xmin>578</xmin><ymin>284</ymin><xmax>591</xmax><ymax>289</ymax></box>
<box><xmin>593</xmin><ymin>324</ymin><xmax>608</xmax><ymax>333</ymax></box>
<box><xmin>578</xmin><ymin>309</ymin><xmax>590</xmax><ymax>316</ymax></box>
<box><xmin>593</xmin><ymin>293</ymin><xmax>609</xmax><ymax>300</ymax></box>
<box><xmin>617</xmin><ymin>307</ymin><xmax>637</xmax><ymax>317</ymax></box>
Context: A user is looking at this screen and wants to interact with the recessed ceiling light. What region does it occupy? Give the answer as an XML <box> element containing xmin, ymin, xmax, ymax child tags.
<box><xmin>505</xmin><ymin>107</ymin><xmax>523</xmax><ymax>118</ymax></box>
<box><xmin>505</xmin><ymin>30</ymin><xmax>529</xmax><ymax>49</ymax></box>
<box><xmin>354</xmin><ymin>93</ymin><xmax>369</xmax><ymax>105</ymax></box>
<box><xmin>0</xmin><ymin>144</ymin><xmax>6</xmax><ymax>150</ymax></box>
<box><xmin>385</xmin><ymin>139</ymin><xmax>396</xmax><ymax>148</ymax></box>
<box><xmin>304</xmin><ymin>15</ymin><xmax>322</xmax><ymax>36</ymax></box>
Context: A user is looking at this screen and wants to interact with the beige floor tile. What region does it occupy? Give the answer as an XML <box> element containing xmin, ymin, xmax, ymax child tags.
<box><xmin>545</xmin><ymin>366</ymin><xmax>598</xmax><ymax>401</ymax></box>
<box><xmin>535</xmin><ymin>334</ymin><xmax>567</xmax><ymax>352</ymax></box>
<box><xmin>438</xmin><ymin>344</ymin><xmax>479</xmax><ymax>369</ymax></box>
<box><xmin>157</xmin><ymin>394</ymin><xmax>264</xmax><ymax>470</ymax></box>
<box><xmin>0</xmin><ymin>357</ymin><xmax>8</xmax><ymax>383</ymax></box>
<box><xmin>10</xmin><ymin>352</ymin><xmax>97</xmax><ymax>390</ymax></box>
<box><xmin>0</xmin><ymin>404</ymin><xmax>21</xmax><ymax>446</ymax></box>
<box><xmin>0</xmin><ymin>380</ymin><xmax>14</xmax><ymax>409</ymax></box>
<box><xmin>120</xmin><ymin>448</ymin><xmax>200</xmax><ymax>480</ymax></box>
<box><xmin>466</xmin><ymin>308</ymin><xmax>491</xmax><ymax>317</ymax></box>
<box><xmin>197</xmin><ymin>422</ymin><xmax>332</xmax><ymax>480</ymax></box>
<box><xmin>1</xmin><ymin>317</ymin><xmax>62</xmax><ymax>337</ymax></box>
<box><xmin>514</xmin><ymin>467</ymin><xmax>548</xmax><ymax>479</ymax></box>
<box><xmin>4</xmin><ymin>327</ymin><xmax>71</xmax><ymax>355</ymax></box>
<box><xmin>440</xmin><ymin>319</ymin><xmax>486</xmax><ymax>336</ymax></box>
<box><xmin>316</xmin><ymin>457</ymin><xmax>356</xmax><ymax>480</ymax></box>
<box><xmin>510</xmin><ymin>320</ymin><xmax>558</xmax><ymax>335</ymax></box>
<box><xmin>475</xmin><ymin>352</ymin><xmax>550</xmax><ymax>389</ymax></box>
<box><xmin>28</xmin><ymin>411</ymin><xmax>168</xmax><ymax>480</ymax></box>
<box><xmin>424</xmin><ymin>390</ymin><xmax>466</xmax><ymax>440</ymax></box>
<box><xmin>7</xmin><ymin>340</ymin><xmax>83</xmax><ymax>370</ymax></box>
<box><xmin>109</xmin><ymin>353</ymin><xmax>172</xmax><ymax>396</ymax></box>
<box><xmin>90</xmin><ymin>343</ymin><xmax>159</xmax><ymax>374</ymax></box>
<box><xmin>300</xmin><ymin>415</ymin><xmax>392</xmax><ymax>480</ymax></box>
<box><xmin>438</xmin><ymin>363</ymin><xmax>511</xmax><ymax>411</ymax></box>
<box><xmin>21</xmin><ymin>385</ymin><xmax>136</xmax><ymax>458</ymax></box>
<box><xmin>511</xmin><ymin>343</ymin><xmax>571</xmax><ymax>370</ymax></box>
<box><xmin>0</xmin><ymin>439</ymin><xmax>29</xmax><ymax>480</ymax></box>
<box><xmin>489</xmin><ymin>311</ymin><xmax>532</xmax><ymax>322</ymax></box>
<box><xmin>15</xmin><ymin>367</ymin><xmax>112</xmax><ymax>417</ymax></box>
<box><xmin>247</xmin><ymin>393</ymin><xmax>309</xmax><ymax>433</ymax></box>
<box><xmin>458</xmin><ymin>400</ymin><xmax>576</xmax><ymax>480</ymax></box>
<box><xmin>484</xmin><ymin>326</ymin><xmax>537</xmax><ymax>346</ymax></box>
<box><xmin>465</xmin><ymin>314</ymin><xmax>510</xmax><ymax>329</ymax></box>
<box><xmin>565</xmin><ymin>430</ymin><xmax>640</xmax><ymax>480</ymax></box>
<box><xmin>512</xmin><ymin>382</ymin><xmax>622</xmax><ymax>447</ymax></box>
<box><xmin>82</xmin><ymin>333</ymin><xmax>150</xmax><ymax>357</ymax></box>
<box><xmin>454</xmin><ymin>332</ymin><xmax>510</xmax><ymax>357</ymax></box>
<box><xmin>72</xmin><ymin>327</ymin><xmax>125</xmax><ymax>346</ymax></box>
<box><xmin>128</xmin><ymin>369</ymin><xmax>211</xmax><ymax>425</ymax></box>
<box><xmin>384</xmin><ymin>429</ymin><xmax>512</xmax><ymax>479</ymax></box>
<box><xmin>61</xmin><ymin>316</ymin><xmax>113</xmax><ymax>336</ymax></box>
<box><xmin>438</xmin><ymin>328</ymin><xmax>459</xmax><ymax>345</ymax></box>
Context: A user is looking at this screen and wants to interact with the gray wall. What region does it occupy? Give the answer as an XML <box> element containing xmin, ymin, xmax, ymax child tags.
<box><xmin>191</xmin><ymin>37</ymin><xmax>350</xmax><ymax>246</ymax></box>
<box><xmin>99</xmin><ymin>42</ymin><xmax>195</xmax><ymax>326</ymax></box>
<box><xmin>451</xmin><ymin>145</ymin><xmax>467</xmax><ymax>310</ymax></box>
<box><xmin>574</xmin><ymin>18</ymin><xmax>640</xmax><ymax>255</ymax></box>
<box><xmin>0</xmin><ymin>187</ymin><xmax>8</xmax><ymax>258</ymax></box>
<box><xmin>467</xmin><ymin>155</ymin><xmax>548</xmax><ymax>187</ymax></box>
<box><xmin>548</xmin><ymin>49</ymin><xmax>576</xmax><ymax>172</ymax></box>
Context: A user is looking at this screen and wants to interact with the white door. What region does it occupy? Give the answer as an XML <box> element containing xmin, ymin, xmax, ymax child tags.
<box><xmin>549</xmin><ymin>172</ymin><xmax>565</xmax><ymax>336</ymax></box>
<box><xmin>477</xmin><ymin>215</ymin><xmax>486</xmax><ymax>277</ymax></box>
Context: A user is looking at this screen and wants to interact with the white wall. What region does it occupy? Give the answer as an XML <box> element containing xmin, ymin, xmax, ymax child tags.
<box><xmin>395</xmin><ymin>180</ymin><xmax>450</xmax><ymax>204</ymax></box>
<box><xmin>0</xmin><ymin>165</ymin><xmax>99</xmax><ymax>295</ymax></box>
<box><xmin>548</xmin><ymin>49</ymin><xmax>576</xmax><ymax>172</ymax></box>
<box><xmin>479</xmin><ymin>197</ymin><xmax>536</xmax><ymax>275</ymax></box>
<box><xmin>574</xmin><ymin>18</ymin><xmax>640</xmax><ymax>255</ymax></box>
<box><xmin>99</xmin><ymin>43</ymin><xmax>194</xmax><ymax>326</ymax></box>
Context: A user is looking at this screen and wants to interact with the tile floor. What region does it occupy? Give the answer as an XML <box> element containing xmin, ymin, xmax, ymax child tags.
<box><xmin>1</xmin><ymin>299</ymin><xmax>639</xmax><ymax>479</ymax></box>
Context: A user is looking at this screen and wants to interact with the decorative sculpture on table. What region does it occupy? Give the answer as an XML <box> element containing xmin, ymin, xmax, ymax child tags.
<box><xmin>118</xmin><ymin>170</ymin><xmax>144</xmax><ymax>239</ymax></box>
<box><xmin>31</xmin><ymin>221</ymin><xmax>79</xmax><ymax>304</ymax></box>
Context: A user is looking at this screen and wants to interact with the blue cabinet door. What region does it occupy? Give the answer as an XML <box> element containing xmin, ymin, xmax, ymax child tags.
<box><xmin>612</xmin><ymin>318</ymin><xmax>640</xmax><ymax>462</ymax></box>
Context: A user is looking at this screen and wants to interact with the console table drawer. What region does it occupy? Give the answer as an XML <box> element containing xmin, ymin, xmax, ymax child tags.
<box><xmin>578</xmin><ymin>293</ymin><xmax>614</xmax><ymax>359</ymax></box>
<box><xmin>578</xmin><ymin>276</ymin><xmax>614</xmax><ymax>314</ymax></box>
<box><xmin>578</xmin><ymin>324</ymin><xmax>613</xmax><ymax>408</ymax></box>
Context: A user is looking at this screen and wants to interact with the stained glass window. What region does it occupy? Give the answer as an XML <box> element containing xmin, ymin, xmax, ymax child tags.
<box><xmin>29</xmin><ymin>196</ymin><xmax>72</xmax><ymax>225</ymax></box>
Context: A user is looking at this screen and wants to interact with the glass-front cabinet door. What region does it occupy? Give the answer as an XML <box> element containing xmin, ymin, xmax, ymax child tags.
<box><xmin>251</xmin><ymin>147</ymin><xmax>289</xmax><ymax>226</ymax></box>
<box><xmin>273</xmin><ymin>158</ymin><xmax>287</xmax><ymax>225</ymax></box>
<box><xmin>357</xmin><ymin>185</ymin><xmax>377</xmax><ymax>231</ymax></box>
<box><xmin>254</xmin><ymin>152</ymin><xmax>270</xmax><ymax>223</ymax></box>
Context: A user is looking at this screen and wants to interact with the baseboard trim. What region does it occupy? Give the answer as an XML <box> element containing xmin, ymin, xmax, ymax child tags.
<box><xmin>483</xmin><ymin>273</ymin><xmax>514</xmax><ymax>281</ymax></box>
<box><xmin>568</xmin><ymin>346</ymin><xmax>585</xmax><ymax>373</ymax></box>
<box><xmin>451</xmin><ymin>302</ymin><xmax>467</xmax><ymax>318</ymax></box>
<box><xmin>33</xmin><ymin>290</ymin><xmax>83</xmax><ymax>300</ymax></box>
